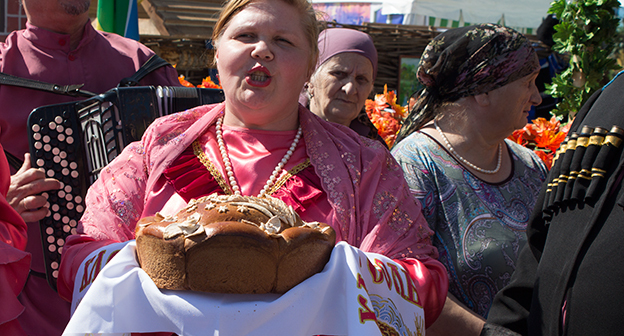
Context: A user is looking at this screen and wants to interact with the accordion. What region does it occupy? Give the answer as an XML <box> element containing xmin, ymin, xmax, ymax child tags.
<box><xmin>27</xmin><ymin>86</ymin><xmax>224</xmax><ymax>290</ymax></box>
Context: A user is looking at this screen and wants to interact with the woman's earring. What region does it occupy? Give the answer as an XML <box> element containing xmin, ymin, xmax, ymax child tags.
<box><xmin>305</xmin><ymin>83</ymin><xmax>314</xmax><ymax>98</ymax></box>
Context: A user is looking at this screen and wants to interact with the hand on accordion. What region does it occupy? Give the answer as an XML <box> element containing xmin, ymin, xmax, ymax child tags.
<box><xmin>8</xmin><ymin>153</ymin><xmax>62</xmax><ymax>222</ymax></box>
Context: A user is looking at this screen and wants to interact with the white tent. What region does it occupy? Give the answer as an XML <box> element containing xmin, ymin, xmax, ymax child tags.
<box><xmin>312</xmin><ymin>0</ymin><xmax>553</xmax><ymax>31</ymax></box>
<box><xmin>380</xmin><ymin>0</ymin><xmax>552</xmax><ymax>29</ymax></box>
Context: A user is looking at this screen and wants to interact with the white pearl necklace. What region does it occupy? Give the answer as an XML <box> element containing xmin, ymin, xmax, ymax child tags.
<box><xmin>434</xmin><ymin>119</ymin><xmax>502</xmax><ymax>174</ymax></box>
<box><xmin>215</xmin><ymin>115</ymin><xmax>303</xmax><ymax>198</ymax></box>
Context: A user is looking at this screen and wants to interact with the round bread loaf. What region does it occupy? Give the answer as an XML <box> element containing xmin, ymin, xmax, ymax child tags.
<box><xmin>135</xmin><ymin>193</ymin><xmax>336</xmax><ymax>294</ymax></box>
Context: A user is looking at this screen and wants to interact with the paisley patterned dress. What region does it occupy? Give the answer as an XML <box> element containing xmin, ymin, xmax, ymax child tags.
<box><xmin>392</xmin><ymin>131</ymin><xmax>547</xmax><ymax>317</ymax></box>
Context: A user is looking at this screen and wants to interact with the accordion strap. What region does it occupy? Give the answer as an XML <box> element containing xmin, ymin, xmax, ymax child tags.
<box><xmin>118</xmin><ymin>55</ymin><xmax>171</xmax><ymax>87</ymax></box>
<box><xmin>0</xmin><ymin>54</ymin><xmax>172</xmax><ymax>95</ymax></box>
<box><xmin>0</xmin><ymin>72</ymin><xmax>96</xmax><ymax>97</ymax></box>
<box><xmin>4</xmin><ymin>149</ymin><xmax>23</xmax><ymax>171</ymax></box>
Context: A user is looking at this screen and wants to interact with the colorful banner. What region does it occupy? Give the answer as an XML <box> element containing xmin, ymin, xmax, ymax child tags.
<box><xmin>313</xmin><ymin>3</ymin><xmax>372</xmax><ymax>25</ymax></box>
<box><xmin>94</xmin><ymin>0</ymin><xmax>140</xmax><ymax>40</ymax></box>
<box><xmin>70</xmin><ymin>242</ymin><xmax>129</xmax><ymax>313</ymax></box>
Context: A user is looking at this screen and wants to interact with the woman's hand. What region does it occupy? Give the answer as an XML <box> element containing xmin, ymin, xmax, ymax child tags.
<box><xmin>426</xmin><ymin>294</ymin><xmax>486</xmax><ymax>336</ymax></box>
<box><xmin>7</xmin><ymin>153</ymin><xmax>62</xmax><ymax>222</ymax></box>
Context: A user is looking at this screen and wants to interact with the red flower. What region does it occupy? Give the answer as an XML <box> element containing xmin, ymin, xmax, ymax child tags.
<box><xmin>508</xmin><ymin>129</ymin><xmax>528</xmax><ymax>146</ymax></box>
<box><xmin>506</xmin><ymin>116</ymin><xmax>573</xmax><ymax>169</ymax></box>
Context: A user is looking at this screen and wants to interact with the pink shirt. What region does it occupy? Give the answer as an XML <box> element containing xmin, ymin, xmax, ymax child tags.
<box><xmin>0</xmin><ymin>21</ymin><xmax>180</xmax><ymax>335</ymax></box>
<box><xmin>0</xmin><ymin>21</ymin><xmax>180</xmax><ymax>159</ymax></box>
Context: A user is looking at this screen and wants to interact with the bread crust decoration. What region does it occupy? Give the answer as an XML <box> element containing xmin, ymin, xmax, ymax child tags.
<box><xmin>135</xmin><ymin>193</ymin><xmax>336</xmax><ymax>294</ymax></box>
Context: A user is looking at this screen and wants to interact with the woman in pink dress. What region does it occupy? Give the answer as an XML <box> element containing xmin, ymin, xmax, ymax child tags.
<box><xmin>57</xmin><ymin>0</ymin><xmax>448</xmax><ymax>332</ymax></box>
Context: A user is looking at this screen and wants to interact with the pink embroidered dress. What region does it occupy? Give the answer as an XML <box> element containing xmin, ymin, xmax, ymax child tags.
<box><xmin>58</xmin><ymin>103</ymin><xmax>448</xmax><ymax>327</ymax></box>
<box><xmin>0</xmin><ymin>144</ymin><xmax>30</xmax><ymax>336</ymax></box>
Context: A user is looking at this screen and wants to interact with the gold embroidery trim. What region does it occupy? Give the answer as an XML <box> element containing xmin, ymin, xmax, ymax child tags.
<box><xmin>193</xmin><ymin>141</ymin><xmax>311</xmax><ymax>197</ymax></box>
<box><xmin>193</xmin><ymin>141</ymin><xmax>234</xmax><ymax>195</ymax></box>
<box><xmin>267</xmin><ymin>159</ymin><xmax>311</xmax><ymax>196</ymax></box>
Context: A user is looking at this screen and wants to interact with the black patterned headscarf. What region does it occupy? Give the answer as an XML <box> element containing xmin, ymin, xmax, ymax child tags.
<box><xmin>395</xmin><ymin>23</ymin><xmax>540</xmax><ymax>145</ymax></box>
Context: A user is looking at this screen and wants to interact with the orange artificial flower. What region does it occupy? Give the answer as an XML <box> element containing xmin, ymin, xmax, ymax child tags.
<box><xmin>532</xmin><ymin>116</ymin><xmax>561</xmax><ymax>134</ymax></box>
<box><xmin>178</xmin><ymin>75</ymin><xmax>222</xmax><ymax>89</ymax></box>
<box><xmin>198</xmin><ymin>77</ymin><xmax>222</xmax><ymax>89</ymax></box>
<box><xmin>561</xmin><ymin>119</ymin><xmax>572</xmax><ymax>134</ymax></box>
<box><xmin>365</xmin><ymin>85</ymin><xmax>407</xmax><ymax>148</ymax></box>
<box><xmin>508</xmin><ymin>129</ymin><xmax>528</xmax><ymax>146</ymax></box>
<box><xmin>533</xmin><ymin>150</ymin><xmax>554</xmax><ymax>168</ymax></box>
<box><xmin>383</xmin><ymin>87</ymin><xmax>407</xmax><ymax>120</ymax></box>
<box><xmin>507</xmin><ymin>116</ymin><xmax>573</xmax><ymax>169</ymax></box>
<box><xmin>534</xmin><ymin>129</ymin><xmax>567</xmax><ymax>153</ymax></box>
<box><xmin>178</xmin><ymin>75</ymin><xmax>194</xmax><ymax>88</ymax></box>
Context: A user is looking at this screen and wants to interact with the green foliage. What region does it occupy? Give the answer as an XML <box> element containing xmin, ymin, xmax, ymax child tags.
<box><xmin>399</xmin><ymin>63</ymin><xmax>423</xmax><ymax>106</ymax></box>
<box><xmin>546</xmin><ymin>0</ymin><xmax>622</xmax><ymax>118</ymax></box>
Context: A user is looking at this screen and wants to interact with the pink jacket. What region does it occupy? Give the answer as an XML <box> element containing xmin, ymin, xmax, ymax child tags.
<box><xmin>59</xmin><ymin>103</ymin><xmax>448</xmax><ymax>327</ymax></box>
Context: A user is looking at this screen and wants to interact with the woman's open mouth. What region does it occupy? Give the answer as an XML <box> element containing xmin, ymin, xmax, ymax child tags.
<box><xmin>246</xmin><ymin>67</ymin><xmax>271</xmax><ymax>87</ymax></box>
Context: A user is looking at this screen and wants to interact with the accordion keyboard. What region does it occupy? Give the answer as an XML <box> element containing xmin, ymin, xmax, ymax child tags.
<box><xmin>27</xmin><ymin>86</ymin><xmax>224</xmax><ymax>290</ymax></box>
<box><xmin>29</xmin><ymin>109</ymin><xmax>86</xmax><ymax>287</ymax></box>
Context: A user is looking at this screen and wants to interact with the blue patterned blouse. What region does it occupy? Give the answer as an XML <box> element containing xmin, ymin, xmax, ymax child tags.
<box><xmin>391</xmin><ymin>131</ymin><xmax>547</xmax><ymax>317</ymax></box>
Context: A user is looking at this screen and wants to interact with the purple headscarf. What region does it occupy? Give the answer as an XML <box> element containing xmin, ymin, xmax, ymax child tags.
<box><xmin>316</xmin><ymin>28</ymin><xmax>378</xmax><ymax>79</ymax></box>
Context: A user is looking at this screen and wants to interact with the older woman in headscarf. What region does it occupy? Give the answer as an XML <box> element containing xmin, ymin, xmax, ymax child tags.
<box><xmin>391</xmin><ymin>23</ymin><xmax>549</xmax><ymax>334</ymax></box>
<box><xmin>302</xmin><ymin>28</ymin><xmax>385</xmax><ymax>145</ymax></box>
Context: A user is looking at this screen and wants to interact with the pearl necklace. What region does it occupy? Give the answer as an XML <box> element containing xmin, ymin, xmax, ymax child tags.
<box><xmin>434</xmin><ymin>119</ymin><xmax>502</xmax><ymax>174</ymax></box>
<box><xmin>215</xmin><ymin>115</ymin><xmax>303</xmax><ymax>198</ymax></box>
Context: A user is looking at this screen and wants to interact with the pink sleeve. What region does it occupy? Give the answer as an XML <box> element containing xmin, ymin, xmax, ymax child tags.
<box><xmin>58</xmin><ymin>141</ymin><xmax>150</xmax><ymax>302</ymax></box>
<box><xmin>0</xmin><ymin>146</ymin><xmax>30</xmax><ymax>335</ymax></box>
<box><xmin>355</xmin><ymin>145</ymin><xmax>440</xmax><ymax>260</ymax></box>
<box><xmin>394</xmin><ymin>258</ymin><xmax>448</xmax><ymax>328</ymax></box>
<box><xmin>353</xmin><ymin>143</ymin><xmax>448</xmax><ymax>325</ymax></box>
<box><xmin>57</xmin><ymin>235</ymin><xmax>118</xmax><ymax>302</ymax></box>
<box><xmin>77</xmin><ymin>141</ymin><xmax>149</xmax><ymax>241</ymax></box>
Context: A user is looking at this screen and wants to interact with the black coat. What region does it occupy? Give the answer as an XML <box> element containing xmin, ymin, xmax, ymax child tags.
<box><xmin>487</xmin><ymin>72</ymin><xmax>624</xmax><ymax>336</ymax></box>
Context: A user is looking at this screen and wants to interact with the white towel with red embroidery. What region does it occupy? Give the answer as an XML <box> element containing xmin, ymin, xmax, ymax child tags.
<box><xmin>63</xmin><ymin>241</ymin><xmax>425</xmax><ymax>336</ymax></box>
